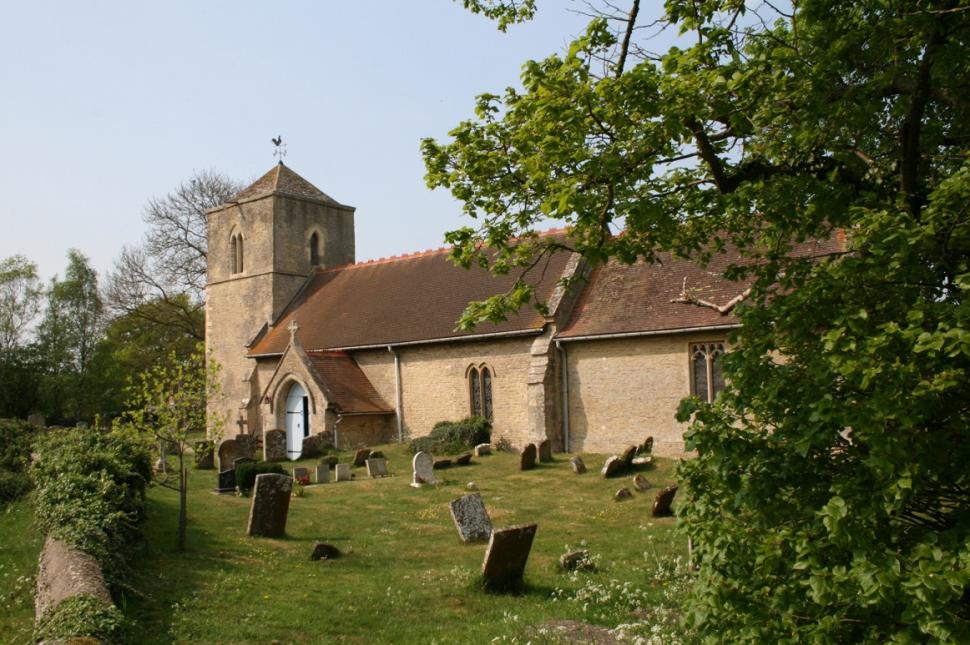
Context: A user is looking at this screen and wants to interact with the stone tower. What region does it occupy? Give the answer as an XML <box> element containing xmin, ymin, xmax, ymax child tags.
<box><xmin>206</xmin><ymin>163</ymin><xmax>355</xmax><ymax>435</ymax></box>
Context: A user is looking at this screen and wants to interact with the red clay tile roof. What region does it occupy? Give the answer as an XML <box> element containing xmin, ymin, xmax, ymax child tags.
<box><xmin>557</xmin><ymin>236</ymin><xmax>841</xmax><ymax>339</ymax></box>
<box><xmin>249</xmin><ymin>246</ymin><xmax>574</xmax><ymax>355</ymax></box>
<box><xmin>231</xmin><ymin>163</ymin><xmax>342</xmax><ymax>205</ymax></box>
<box><xmin>304</xmin><ymin>350</ymin><xmax>393</xmax><ymax>414</ymax></box>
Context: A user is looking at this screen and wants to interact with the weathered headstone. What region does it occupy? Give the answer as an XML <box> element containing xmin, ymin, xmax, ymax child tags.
<box><xmin>334</xmin><ymin>464</ymin><xmax>352</xmax><ymax>482</ymax></box>
<box><xmin>481</xmin><ymin>524</ymin><xmax>538</xmax><ymax>591</ymax></box>
<box><xmin>520</xmin><ymin>444</ymin><xmax>537</xmax><ymax>471</ymax></box>
<box><xmin>217</xmin><ymin>439</ymin><xmax>243</xmax><ymax>472</ymax></box>
<box><xmin>263</xmin><ymin>429</ymin><xmax>286</xmax><ymax>462</ymax></box>
<box><xmin>633</xmin><ymin>474</ymin><xmax>651</xmax><ymax>491</ymax></box>
<box><xmin>652</xmin><ymin>485</ymin><xmax>678</xmax><ymax>517</ymax></box>
<box><xmin>194</xmin><ymin>440</ymin><xmax>215</xmax><ymax>469</ymax></box>
<box><xmin>411</xmin><ymin>451</ymin><xmax>436</xmax><ymax>487</ymax></box>
<box><xmin>235</xmin><ymin>434</ymin><xmax>257</xmax><ymax>459</ymax></box>
<box><xmin>293</xmin><ymin>466</ymin><xmax>311</xmax><ymax>484</ymax></box>
<box><xmin>538</xmin><ymin>440</ymin><xmax>552</xmax><ymax>463</ymax></box>
<box><xmin>353</xmin><ymin>448</ymin><xmax>370</xmax><ymax>468</ymax></box>
<box><xmin>614</xmin><ymin>487</ymin><xmax>633</xmax><ymax>501</ymax></box>
<box><xmin>474</xmin><ymin>443</ymin><xmax>492</xmax><ymax>457</ymax></box>
<box><xmin>216</xmin><ymin>468</ymin><xmax>236</xmax><ymax>493</ymax></box>
<box><xmin>246</xmin><ymin>473</ymin><xmax>292</xmax><ymax>537</ymax></box>
<box><xmin>449</xmin><ymin>492</ymin><xmax>493</xmax><ymax>543</ymax></box>
<box><xmin>455</xmin><ymin>453</ymin><xmax>473</xmax><ymax>466</ymax></box>
<box><xmin>433</xmin><ymin>458</ymin><xmax>452</xmax><ymax>469</ymax></box>
<box><xmin>315</xmin><ymin>464</ymin><xmax>331</xmax><ymax>484</ymax></box>
<box><xmin>570</xmin><ymin>456</ymin><xmax>587</xmax><ymax>475</ymax></box>
<box><xmin>309</xmin><ymin>542</ymin><xmax>341</xmax><ymax>561</ymax></box>
<box><xmin>641</xmin><ymin>436</ymin><xmax>654</xmax><ymax>455</ymax></box>
<box><xmin>365</xmin><ymin>457</ymin><xmax>389</xmax><ymax>478</ymax></box>
<box><xmin>620</xmin><ymin>445</ymin><xmax>638</xmax><ymax>469</ymax></box>
<box><xmin>601</xmin><ymin>456</ymin><xmax>623</xmax><ymax>478</ymax></box>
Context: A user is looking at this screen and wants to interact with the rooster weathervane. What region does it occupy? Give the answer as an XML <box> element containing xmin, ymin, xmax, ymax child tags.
<box><xmin>272</xmin><ymin>136</ymin><xmax>287</xmax><ymax>162</ymax></box>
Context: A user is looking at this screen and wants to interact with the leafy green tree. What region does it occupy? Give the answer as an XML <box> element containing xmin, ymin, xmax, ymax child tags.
<box><xmin>0</xmin><ymin>255</ymin><xmax>42</xmax><ymax>356</ymax></box>
<box><xmin>425</xmin><ymin>1</ymin><xmax>970</xmax><ymax>640</ymax></box>
<box><xmin>36</xmin><ymin>250</ymin><xmax>106</xmax><ymax>424</ymax></box>
<box><xmin>121</xmin><ymin>345</ymin><xmax>224</xmax><ymax>550</ymax></box>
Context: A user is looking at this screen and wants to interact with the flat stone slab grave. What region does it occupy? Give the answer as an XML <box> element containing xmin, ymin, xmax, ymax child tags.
<box><xmin>481</xmin><ymin>524</ymin><xmax>538</xmax><ymax>591</ymax></box>
<box><xmin>365</xmin><ymin>457</ymin><xmax>389</xmax><ymax>478</ymax></box>
<box><xmin>334</xmin><ymin>464</ymin><xmax>352</xmax><ymax>482</ymax></box>
<box><xmin>449</xmin><ymin>492</ymin><xmax>493</xmax><ymax>543</ymax></box>
<box><xmin>411</xmin><ymin>451</ymin><xmax>436</xmax><ymax>487</ymax></box>
<box><xmin>246</xmin><ymin>473</ymin><xmax>292</xmax><ymax>538</ymax></box>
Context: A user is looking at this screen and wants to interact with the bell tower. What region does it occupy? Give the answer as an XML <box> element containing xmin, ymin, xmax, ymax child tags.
<box><xmin>205</xmin><ymin>163</ymin><xmax>355</xmax><ymax>435</ymax></box>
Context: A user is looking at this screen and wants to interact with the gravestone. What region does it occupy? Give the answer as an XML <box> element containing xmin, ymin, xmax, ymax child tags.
<box><xmin>474</xmin><ymin>443</ymin><xmax>492</xmax><ymax>457</ymax></box>
<box><xmin>633</xmin><ymin>474</ymin><xmax>651</xmax><ymax>491</ymax></box>
<box><xmin>315</xmin><ymin>464</ymin><xmax>331</xmax><ymax>484</ymax></box>
<box><xmin>293</xmin><ymin>466</ymin><xmax>311</xmax><ymax>484</ymax></box>
<box><xmin>641</xmin><ymin>436</ymin><xmax>654</xmax><ymax>455</ymax></box>
<box><xmin>235</xmin><ymin>434</ymin><xmax>257</xmax><ymax>459</ymax></box>
<box><xmin>449</xmin><ymin>492</ymin><xmax>493</xmax><ymax>543</ymax></box>
<box><xmin>194</xmin><ymin>440</ymin><xmax>215</xmax><ymax>469</ymax></box>
<box><xmin>652</xmin><ymin>485</ymin><xmax>678</xmax><ymax>517</ymax></box>
<box><xmin>365</xmin><ymin>457</ymin><xmax>389</xmax><ymax>478</ymax></box>
<box><xmin>481</xmin><ymin>524</ymin><xmax>538</xmax><ymax>591</ymax></box>
<box><xmin>520</xmin><ymin>444</ymin><xmax>537</xmax><ymax>471</ymax></box>
<box><xmin>368</xmin><ymin>450</ymin><xmax>385</xmax><ymax>459</ymax></box>
<box><xmin>353</xmin><ymin>448</ymin><xmax>370</xmax><ymax>468</ymax></box>
<box><xmin>263</xmin><ymin>429</ymin><xmax>286</xmax><ymax>462</ymax></box>
<box><xmin>570</xmin><ymin>456</ymin><xmax>587</xmax><ymax>475</ymax></box>
<box><xmin>27</xmin><ymin>413</ymin><xmax>45</xmax><ymax>428</ymax></box>
<box><xmin>334</xmin><ymin>464</ymin><xmax>352</xmax><ymax>482</ymax></box>
<box><xmin>433</xmin><ymin>458</ymin><xmax>452</xmax><ymax>469</ymax></box>
<box><xmin>601</xmin><ymin>455</ymin><xmax>623</xmax><ymax>478</ymax></box>
<box><xmin>538</xmin><ymin>440</ymin><xmax>552</xmax><ymax>463</ymax></box>
<box><xmin>310</xmin><ymin>542</ymin><xmax>341</xmax><ymax>561</ymax></box>
<box><xmin>216</xmin><ymin>468</ymin><xmax>236</xmax><ymax>493</ymax></box>
<box><xmin>411</xmin><ymin>451</ymin><xmax>436</xmax><ymax>487</ymax></box>
<box><xmin>455</xmin><ymin>453</ymin><xmax>473</xmax><ymax>466</ymax></box>
<box><xmin>246</xmin><ymin>473</ymin><xmax>292</xmax><ymax>537</ymax></box>
<box><xmin>614</xmin><ymin>487</ymin><xmax>633</xmax><ymax>501</ymax></box>
<box><xmin>620</xmin><ymin>445</ymin><xmax>638</xmax><ymax>469</ymax></box>
<box><xmin>217</xmin><ymin>439</ymin><xmax>243</xmax><ymax>472</ymax></box>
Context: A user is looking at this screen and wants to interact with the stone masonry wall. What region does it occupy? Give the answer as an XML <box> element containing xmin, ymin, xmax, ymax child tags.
<box><xmin>564</xmin><ymin>332</ymin><xmax>729</xmax><ymax>457</ymax></box>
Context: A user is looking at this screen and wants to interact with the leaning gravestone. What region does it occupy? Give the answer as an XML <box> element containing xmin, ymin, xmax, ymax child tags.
<box><xmin>455</xmin><ymin>453</ymin><xmax>473</xmax><ymax>466</ymax></box>
<box><xmin>641</xmin><ymin>436</ymin><xmax>654</xmax><ymax>455</ymax></box>
<box><xmin>449</xmin><ymin>492</ymin><xmax>493</xmax><ymax>543</ymax></box>
<box><xmin>652</xmin><ymin>485</ymin><xmax>678</xmax><ymax>517</ymax></box>
<box><xmin>601</xmin><ymin>455</ymin><xmax>623</xmax><ymax>478</ymax></box>
<box><xmin>315</xmin><ymin>464</ymin><xmax>331</xmax><ymax>484</ymax></box>
<box><xmin>433</xmin><ymin>458</ymin><xmax>452</xmax><ymax>469</ymax></box>
<box><xmin>481</xmin><ymin>524</ymin><xmax>538</xmax><ymax>591</ymax></box>
<box><xmin>411</xmin><ymin>451</ymin><xmax>436</xmax><ymax>487</ymax></box>
<box><xmin>334</xmin><ymin>464</ymin><xmax>352</xmax><ymax>482</ymax></box>
<box><xmin>620</xmin><ymin>445</ymin><xmax>638</xmax><ymax>469</ymax></box>
<box><xmin>246</xmin><ymin>473</ymin><xmax>292</xmax><ymax>537</ymax></box>
<box><xmin>538</xmin><ymin>440</ymin><xmax>552</xmax><ymax>463</ymax></box>
<box><xmin>263</xmin><ymin>429</ymin><xmax>286</xmax><ymax>462</ymax></box>
<box><xmin>217</xmin><ymin>439</ymin><xmax>243</xmax><ymax>472</ymax></box>
<box><xmin>365</xmin><ymin>457</ymin><xmax>389</xmax><ymax>478</ymax></box>
<box><xmin>570</xmin><ymin>456</ymin><xmax>587</xmax><ymax>475</ymax></box>
<box><xmin>474</xmin><ymin>443</ymin><xmax>491</xmax><ymax>457</ymax></box>
<box><xmin>633</xmin><ymin>474</ymin><xmax>651</xmax><ymax>491</ymax></box>
<box><xmin>353</xmin><ymin>448</ymin><xmax>370</xmax><ymax>468</ymax></box>
<box><xmin>520</xmin><ymin>444</ymin><xmax>537</xmax><ymax>471</ymax></box>
<box><xmin>614</xmin><ymin>487</ymin><xmax>633</xmax><ymax>501</ymax></box>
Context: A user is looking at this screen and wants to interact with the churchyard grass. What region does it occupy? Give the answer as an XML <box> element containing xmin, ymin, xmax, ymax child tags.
<box><xmin>0</xmin><ymin>445</ymin><xmax>688</xmax><ymax>643</ymax></box>
<box><xmin>0</xmin><ymin>500</ymin><xmax>44</xmax><ymax>644</ymax></box>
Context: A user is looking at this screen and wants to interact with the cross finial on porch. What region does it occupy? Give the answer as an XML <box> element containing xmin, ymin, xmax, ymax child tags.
<box><xmin>288</xmin><ymin>319</ymin><xmax>299</xmax><ymax>342</ymax></box>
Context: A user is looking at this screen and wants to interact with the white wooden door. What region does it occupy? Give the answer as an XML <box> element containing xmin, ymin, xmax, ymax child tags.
<box><xmin>285</xmin><ymin>383</ymin><xmax>308</xmax><ymax>461</ymax></box>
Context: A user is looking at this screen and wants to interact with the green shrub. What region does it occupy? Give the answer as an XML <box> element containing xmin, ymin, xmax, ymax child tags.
<box><xmin>34</xmin><ymin>594</ymin><xmax>127</xmax><ymax>644</ymax></box>
<box><xmin>31</xmin><ymin>427</ymin><xmax>152</xmax><ymax>575</ymax></box>
<box><xmin>0</xmin><ymin>418</ymin><xmax>36</xmax><ymax>503</ymax></box>
<box><xmin>235</xmin><ymin>462</ymin><xmax>286</xmax><ymax>495</ymax></box>
<box><xmin>409</xmin><ymin>416</ymin><xmax>491</xmax><ymax>455</ymax></box>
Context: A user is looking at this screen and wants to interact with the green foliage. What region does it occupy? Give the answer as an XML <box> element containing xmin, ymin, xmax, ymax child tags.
<box><xmin>31</xmin><ymin>426</ymin><xmax>152</xmax><ymax>576</ymax></box>
<box><xmin>459</xmin><ymin>0</ymin><xmax>536</xmax><ymax>32</ymax></box>
<box><xmin>410</xmin><ymin>416</ymin><xmax>491</xmax><ymax>455</ymax></box>
<box><xmin>235</xmin><ymin>462</ymin><xmax>286</xmax><ymax>495</ymax></box>
<box><xmin>429</xmin><ymin>1</ymin><xmax>970</xmax><ymax>640</ymax></box>
<box><xmin>0</xmin><ymin>418</ymin><xmax>36</xmax><ymax>503</ymax></box>
<box><xmin>34</xmin><ymin>594</ymin><xmax>127</xmax><ymax>644</ymax></box>
<box><xmin>0</xmin><ymin>255</ymin><xmax>42</xmax><ymax>356</ymax></box>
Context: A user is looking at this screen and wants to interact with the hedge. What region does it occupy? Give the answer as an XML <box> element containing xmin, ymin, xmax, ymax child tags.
<box><xmin>409</xmin><ymin>416</ymin><xmax>491</xmax><ymax>456</ymax></box>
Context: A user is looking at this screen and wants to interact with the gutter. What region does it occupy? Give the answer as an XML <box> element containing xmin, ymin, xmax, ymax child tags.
<box><xmin>555</xmin><ymin>340</ymin><xmax>569</xmax><ymax>453</ymax></box>
<box><xmin>555</xmin><ymin>323</ymin><xmax>740</xmax><ymax>343</ymax></box>
<box><xmin>388</xmin><ymin>346</ymin><xmax>404</xmax><ymax>443</ymax></box>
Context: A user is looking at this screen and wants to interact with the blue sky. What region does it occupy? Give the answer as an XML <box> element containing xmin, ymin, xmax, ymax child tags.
<box><xmin>0</xmin><ymin>1</ymin><xmax>629</xmax><ymax>284</ymax></box>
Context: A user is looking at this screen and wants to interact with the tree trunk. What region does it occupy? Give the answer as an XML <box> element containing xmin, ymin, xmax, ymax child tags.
<box><xmin>177</xmin><ymin>448</ymin><xmax>187</xmax><ymax>551</ymax></box>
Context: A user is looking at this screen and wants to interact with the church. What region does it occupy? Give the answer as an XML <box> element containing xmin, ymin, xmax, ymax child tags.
<box><xmin>205</xmin><ymin>163</ymin><xmax>747</xmax><ymax>459</ymax></box>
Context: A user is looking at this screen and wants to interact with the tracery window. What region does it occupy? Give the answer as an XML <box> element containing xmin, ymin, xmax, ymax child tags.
<box><xmin>309</xmin><ymin>232</ymin><xmax>320</xmax><ymax>266</ymax></box>
<box><xmin>468</xmin><ymin>365</ymin><xmax>493</xmax><ymax>420</ymax></box>
<box><xmin>690</xmin><ymin>342</ymin><xmax>725</xmax><ymax>402</ymax></box>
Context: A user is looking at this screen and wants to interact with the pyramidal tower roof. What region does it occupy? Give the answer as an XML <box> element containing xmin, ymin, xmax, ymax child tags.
<box><xmin>230</xmin><ymin>162</ymin><xmax>341</xmax><ymax>205</ymax></box>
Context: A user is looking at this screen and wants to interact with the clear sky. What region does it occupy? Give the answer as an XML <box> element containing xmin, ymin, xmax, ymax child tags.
<box><xmin>0</xmin><ymin>1</ymin><xmax>620</xmax><ymax>284</ymax></box>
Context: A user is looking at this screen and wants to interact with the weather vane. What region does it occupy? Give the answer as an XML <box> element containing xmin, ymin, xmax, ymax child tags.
<box><xmin>272</xmin><ymin>136</ymin><xmax>287</xmax><ymax>162</ymax></box>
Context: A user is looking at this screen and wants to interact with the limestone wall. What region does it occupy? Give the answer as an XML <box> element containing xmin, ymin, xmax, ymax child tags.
<box><xmin>563</xmin><ymin>332</ymin><xmax>728</xmax><ymax>457</ymax></box>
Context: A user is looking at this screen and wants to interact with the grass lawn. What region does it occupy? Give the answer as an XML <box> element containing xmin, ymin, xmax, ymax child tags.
<box><xmin>1</xmin><ymin>445</ymin><xmax>690</xmax><ymax>644</ymax></box>
<box><xmin>0</xmin><ymin>500</ymin><xmax>43</xmax><ymax>645</ymax></box>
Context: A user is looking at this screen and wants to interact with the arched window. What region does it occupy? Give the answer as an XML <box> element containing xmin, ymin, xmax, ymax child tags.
<box><xmin>309</xmin><ymin>232</ymin><xmax>320</xmax><ymax>266</ymax></box>
<box><xmin>690</xmin><ymin>342</ymin><xmax>725</xmax><ymax>402</ymax></box>
<box><xmin>468</xmin><ymin>365</ymin><xmax>494</xmax><ymax>421</ymax></box>
<box><xmin>229</xmin><ymin>235</ymin><xmax>238</xmax><ymax>274</ymax></box>
<box><xmin>236</xmin><ymin>234</ymin><xmax>244</xmax><ymax>273</ymax></box>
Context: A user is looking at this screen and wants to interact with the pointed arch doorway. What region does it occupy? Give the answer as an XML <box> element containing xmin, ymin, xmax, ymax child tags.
<box><xmin>285</xmin><ymin>383</ymin><xmax>310</xmax><ymax>461</ymax></box>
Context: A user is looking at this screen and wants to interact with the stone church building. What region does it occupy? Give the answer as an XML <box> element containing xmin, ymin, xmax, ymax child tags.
<box><xmin>206</xmin><ymin>163</ymin><xmax>748</xmax><ymax>459</ymax></box>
